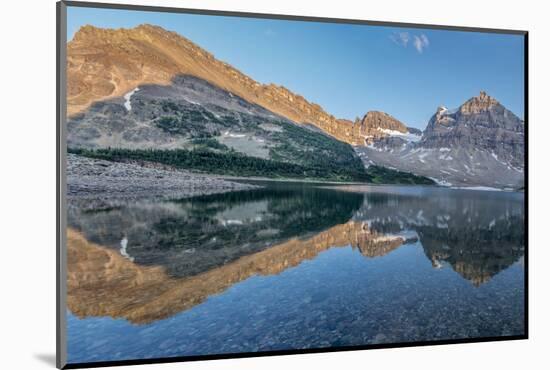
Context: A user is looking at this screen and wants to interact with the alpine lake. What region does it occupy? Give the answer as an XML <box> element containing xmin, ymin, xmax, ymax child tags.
<box><xmin>66</xmin><ymin>181</ymin><xmax>525</xmax><ymax>363</ymax></box>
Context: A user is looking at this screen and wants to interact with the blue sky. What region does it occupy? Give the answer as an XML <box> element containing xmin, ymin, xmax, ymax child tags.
<box><xmin>67</xmin><ymin>6</ymin><xmax>525</xmax><ymax>129</ymax></box>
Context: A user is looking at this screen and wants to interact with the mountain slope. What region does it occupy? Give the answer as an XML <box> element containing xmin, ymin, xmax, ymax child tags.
<box><xmin>355</xmin><ymin>92</ymin><xmax>525</xmax><ymax>188</ymax></box>
<box><xmin>68</xmin><ymin>75</ymin><xmax>370</xmax><ymax>181</ymax></box>
<box><xmin>68</xmin><ymin>24</ymin><xmax>364</xmax><ymax>145</ymax></box>
<box><xmin>422</xmin><ymin>91</ymin><xmax>524</xmax><ymax>169</ymax></box>
<box><xmin>69</xmin><ymin>24</ymin><xmax>427</xmax><ymax>149</ymax></box>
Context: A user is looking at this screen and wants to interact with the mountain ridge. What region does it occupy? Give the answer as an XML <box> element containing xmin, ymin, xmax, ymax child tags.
<box><xmin>68</xmin><ymin>24</ymin><xmax>372</xmax><ymax>145</ymax></box>
<box><xmin>68</xmin><ymin>24</ymin><xmax>431</xmax><ymax>147</ymax></box>
<box><xmin>356</xmin><ymin>91</ymin><xmax>525</xmax><ymax>188</ymax></box>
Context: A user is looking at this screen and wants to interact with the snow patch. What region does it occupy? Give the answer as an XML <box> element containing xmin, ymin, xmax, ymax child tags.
<box><xmin>429</xmin><ymin>177</ymin><xmax>452</xmax><ymax>187</ymax></box>
<box><xmin>223</xmin><ymin>131</ymin><xmax>246</xmax><ymax>138</ymax></box>
<box><xmin>451</xmin><ymin>186</ymin><xmax>503</xmax><ymax>192</ymax></box>
<box><xmin>221</xmin><ymin>219</ymin><xmax>244</xmax><ymax>226</ymax></box>
<box><xmin>511</xmin><ymin>166</ymin><xmax>524</xmax><ymax>173</ymax></box>
<box><xmin>372</xmin><ymin>230</ymin><xmax>418</xmax><ymax>243</ymax></box>
<box><xmin>379</xmin><ymin>128</ymin><xmax>421</xmax><ymax>142</ymax></box>
<box><xmin>418</xmin><ymin>151</ymin><xmax>430</xmax><ymax>163</ymax></box>
<box><xmin>120</xmin><ymin>237</ymin><xmax>134</xmax><ymax>262</ymax></box>
<box><xmin>183</xmin><ymin>97</ymin><xmax>201</xmax><ymax>105</ymax></box>
<box><xmin>123</xmin><ymin>87</ymin><xmax>139</xmax><ymax>111</ymax></box>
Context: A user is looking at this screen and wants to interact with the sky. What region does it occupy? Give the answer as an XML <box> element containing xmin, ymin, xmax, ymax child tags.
<box><xmin>67</xmin><ymin>6</ymin><xmax>525</xmax><ymax>129</ymax></box>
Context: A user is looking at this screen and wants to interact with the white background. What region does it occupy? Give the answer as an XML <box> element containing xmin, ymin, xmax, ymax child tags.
<box><xmin>1</xmin><ymin>0</ymin><xmax>548</xmax><ymax>369</ymax></box>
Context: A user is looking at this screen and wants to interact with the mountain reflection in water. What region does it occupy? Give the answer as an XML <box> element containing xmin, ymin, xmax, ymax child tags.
<box><xmin>67</xmin><ymin>184</ymin><xmax>524</xmax><ymax>325</ymax></box>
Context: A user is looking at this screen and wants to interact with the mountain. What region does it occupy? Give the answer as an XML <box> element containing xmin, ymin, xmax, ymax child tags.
<box><xmin>67</xmin><ymin>25</ymin><xmax>435</xmax><ymax>184</ymax></box>
<box><xmin>422</xmin><ymin>91</ymin><xmax>524</xmax><ymax>169</ymax></box>
<box><xmin>68</xmin><ymin>74</ymin><xmax>371</xmax><ymax>181</ymax></box>
<box><xmin>68</xmin><ymin>24</ymin><xmax>425</xmax><ymax>149</ymax></box>
<box><xmin>69</xmin><ymin>24</ymin><xmax>363</xmax><ymax>145</ymax></box>
<box><xmin>350</xmin><ymin>111</ymin><xmax>416</xmax><ymax>144</ymax></box>
<box><xmin>68</xmin><ymin>24</ymin><xmax>524</xmax><ymax>188</ymax></box>
<box><xmin>355</xmin><ymin>91</ymin><xmax>525</xmax><ymax>188</ymax></box>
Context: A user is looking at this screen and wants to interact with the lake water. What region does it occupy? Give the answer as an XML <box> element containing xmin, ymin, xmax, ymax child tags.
<box><xmin>66</xmin><ymin>183</ymin><xmax>525</xmax><ymax>364</ymax></box>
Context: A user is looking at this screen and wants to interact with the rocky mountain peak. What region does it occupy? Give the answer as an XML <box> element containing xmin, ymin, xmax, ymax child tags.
<box><xmin>460</xmin><ymin>91</ymin><xmax>500</xmax><ymax>114</ymax></box>
<box><xmin>346</xmin><ymin>111</ymin><xmax>412</xmax><ymax>145</ymax></box>
<box><xmin>436</xmin><ymin>106</ymin><xmax>448</xmax><ymax>115</ymax></box>
<box><xmin>357</xmin><ymin>90</ymin><xmax>524</xmax><ymax>188</ymax></box>
<box><xmin>71</xmin><ymin>25</ymin><xmax>107</xmax><ymax>44</ymax></box>
<box><xmin>358</xmin><ymin>111</ymin><xmax>408</xmax><ymax>133</ymax></box>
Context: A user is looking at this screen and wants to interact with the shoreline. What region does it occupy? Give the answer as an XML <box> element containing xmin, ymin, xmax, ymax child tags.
<box><xmin>67</xmin><ymin>154</ymin><xmax>261</xmax><ymax>210</ymax></box>
<box><xmin>215</xmin><ymin>174</ymin><xmax>366</xmax><ymax>186</ymax></box>
<box><xmin>107</xmin><ymin>157</ymin><xmax>518</xmax><ymax>190</ymax></box>
<box><xmin>321</xmin><ymin>184</ymin><xmax>523</xmax><ymax>194</ymax></box>
<box><xmin>67</xmin><ymin>154</ymin><xmax>520</xmax><ymax>209</ymax></box>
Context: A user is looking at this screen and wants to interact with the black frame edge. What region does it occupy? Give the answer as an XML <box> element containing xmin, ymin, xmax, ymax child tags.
<box><xmin>523</xmin><ymin>31</ymin><xmax>529</xmax><ymax>340</ymax></box>
<box><xmin>57</xmin><ymin>1</ymin><xmax>68</xmax><ymax>369</ymax></box>
<box><xmin>63</xmin><ymin>335</ymin><xmax>528</xmax><ymax>369</ymax></box>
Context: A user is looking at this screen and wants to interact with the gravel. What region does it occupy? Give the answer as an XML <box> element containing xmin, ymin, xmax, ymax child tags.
<box><xmin>66</xmin><ymin>154</ymin><xmax>259</xmax><ymax>209</ymax></box>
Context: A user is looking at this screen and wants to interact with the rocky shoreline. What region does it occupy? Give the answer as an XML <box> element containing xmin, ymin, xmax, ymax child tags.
<box><xmin>67</xmin><ymin>154</ymin><xmax>259</xmax><ymax>209</ymax></box>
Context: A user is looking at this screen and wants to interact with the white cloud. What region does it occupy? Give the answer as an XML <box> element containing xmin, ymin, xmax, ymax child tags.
<box><xmin>390</xmin><ymin>32</ymin><xmax>410</xmax><ymax>47</ymax></box>
<box><xmin>391</xmin><ymin>32</ymin><xmax>430</xmax><ymax>54</ymax></box>
<box><xmin>413</xmin><ymin>34</ymin><xmax>430</xmax><ymax>53</ymax></box>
